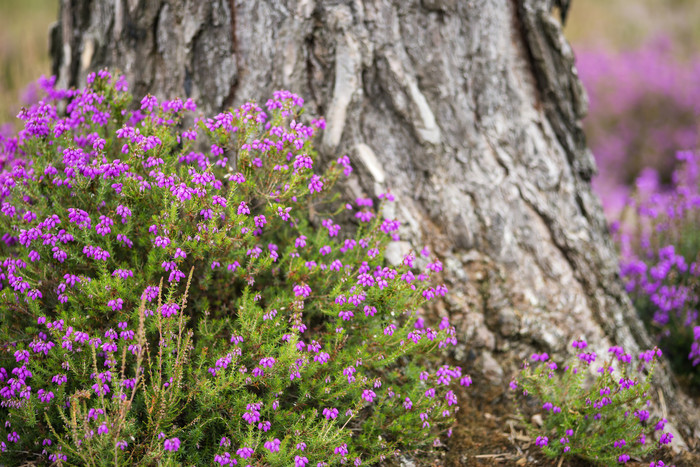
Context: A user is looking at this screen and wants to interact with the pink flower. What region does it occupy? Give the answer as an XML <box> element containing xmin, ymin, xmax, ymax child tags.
<box><xmin>308</xmin><ymin>175</ymin><xmax>323</xmax><ymax>193</ymax></box>
<box><xmin>107</xmin><ymin>298</ymin><xmax>124</xmax><ymax>312</ymax></box>
<box><xmin>163</xmin><ymin>437</ymin><xmax>181</xmax><ymax>452</ymax></box>
<box><xmin>264</xmin><ymin>438</ymin><xmax>281</xmax><ymax>453</ymax></box>
<box><xmin>237</xmin><ymin>202</ymin><xmax>250</xmax><ymax>215</ymax></box>
<box><xmin>323</xmin><ymin>407</ymin><xmax>339</xmax><ymax>420</ymax></box>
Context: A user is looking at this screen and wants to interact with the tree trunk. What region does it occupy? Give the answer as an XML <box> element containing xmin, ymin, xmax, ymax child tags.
<box><xmin>50</xmin><ymin>0</ymin><xmax>698</xmax><ymax>450</ymax></box>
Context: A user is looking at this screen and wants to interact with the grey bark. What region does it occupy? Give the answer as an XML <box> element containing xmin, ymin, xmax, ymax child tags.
<box><xmin>50</xmin><ymin>0</ymin><xmax>698</xmax><ymax>449</ymax></box>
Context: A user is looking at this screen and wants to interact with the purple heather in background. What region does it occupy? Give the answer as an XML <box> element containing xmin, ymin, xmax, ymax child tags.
<box><xmin>577</xmin><ymin>36</ymin><xmax>700</xmax><ymax>219</ymax></box>
<box><xmin>576</xmin><ymin>36</ymin><xmax>700</xmax><ymax>369</ymax></box>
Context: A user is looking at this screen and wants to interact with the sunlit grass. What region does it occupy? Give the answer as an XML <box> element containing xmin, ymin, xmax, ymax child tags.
<box><xmin>0</xmin><ymin>0</ymin><xmax>56</xmax><ymax>124</ymax></box>
<box><xmin>566</xmin><ymin>0</ymin><xmax>700</xmax><ymax>56</ymax></box>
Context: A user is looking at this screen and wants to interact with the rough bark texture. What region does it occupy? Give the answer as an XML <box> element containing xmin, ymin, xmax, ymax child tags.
<box><xmin>51</xmin><ymin>0</ymin><xmax>698</xmax><ymax>447</ymax></box>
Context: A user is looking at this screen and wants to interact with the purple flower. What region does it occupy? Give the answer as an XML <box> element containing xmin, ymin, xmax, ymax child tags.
<box><xmin>294</xmin><ymin>284</ymin><xmax>311</xmax><ymax>298</ymax></box>
<box><xmin>314</xmin><ymin>352</ymin><xmax>330</xmax><ymax>364</ymax></box>
<box><xmin>530</xmin><ymin>352</ymin><xmax>549</xmax><ymax>362</ymax></box>
<box><xmin>254</xmin><ymin>215</ymin><xmax>267</xmax><ymax>228</ymax></box>
<box><xmin>259</xmin><ymin>357</ymin><xmax>275</xmax><ymax>368</ymax></box>
<box><xmin>294</xmin><ymin>154</ymin><xmax>314</xmax><ymax>170</ymax></box>
<box><xmin>571</xmin><ymin>339</ymin><xmax>588</xmax><ymax>349</ymax></box>
<box><xmin>237</xmin><ymin>201</ymin><xmax>250</xmax><ymax>215</ymax></box>
<box><xmin>334</xmin><ymin>443</ymin><xmax>349</xmax><ymax>456</ymax></box>
<box><xmin>264</xmin><ymin>438</ymin><xmax>281</xmax><ymax>453</ymax></box>
<box><xmin>154</xmin><ymin>236</ymin><xmax>171</xmax><ymax>248</ymax></box>
<box><xmin>258</xmin><ymin>420</ymin><xmax>271</xmax><ymax>432</ymax></box>
<box><xmin>141</xmin><ymin>94</ymin><xmax>158</xmax><ymax>112</ymax></box>
<box><xmin>634</xmin><ymin>409</ymin><xmax>650</xmax><ymax>422</ymax></box>
<box><xmin>357</xmin><ymin>273</ymin><xmax>374</xmax><ymax>287</ymax></box>
<box><xmin>578</xmin><ymin>352</ymin><xmax>597</xmax><ymax>364</ymax></box>
<box><xmin>308</xmin><ymin>175</ymin><xmax>323</xmax><ymax>194</ymax></box>
<box><xmin>655</xmin><ymin>418</ymin><xmax>667</xmax><ymax>431</ymax></box>
<box><xmin>214</xmin><ymin>452</ymin><xmax>232</xmax><ymax>465</ymax></box>
<box><xmin>659</xmin><ymin>432</ymin><xmax>673</xmax><ymax>445</ymax></box>
<box><xmin>639</xmin><ymin>349</ymin><xmax>661</xmax><ymax>363</ymax></box>
<box><xmin>107</xmin><ymin>298</ymin><xmax>124</xmax><ymax>312</ymax></box>
<box><xmin>295</xmin><ymin>456</ymin><xmax>309</xmax><ymax>467</ymax></box>
<box><xmin>362</xmin><ymin>389</ymin><xmax>376</xmax><ymax>403</ymax></box>
<box><xmin>95</xmin><ymin>215</ymin><xmax>114</xmax><ymax>235</ymax></box>
<box><xmin>163</xmin><ymin>437</ymin><xmax>181</xmax><ymax>452</ymax></box>
<box><xmin>237</xmin><ymin>447</ymin><xmax>254</xmax><ymax>459</ymax></box>
<box><xmin>339</xmin><ymin>310</ymin><xmax>354</xmax><ymax>321</ymax></box>
<box><xmin>323</xmin><ymin>407</ymin><xmax>339</xmax><ymax>420</ymax></box>
<box><xmin>277</xmin><ymin>206</ymin><xmax>292</xmax><ymax>221</ymax></box>
<box><xmin>160</xmin><ymin>303</ymin><xmax>180</xmax><ymax>318</ymax></box>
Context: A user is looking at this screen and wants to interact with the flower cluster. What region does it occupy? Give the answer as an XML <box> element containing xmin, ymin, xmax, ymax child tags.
<box><xmin>0</xmin><ymin>71</ymin><xmax>465</xmax><ymax>464</ymax></box>
<box><xmin>512</xmin><ymin>340</ymin><xmax>672</xmax><ymax>464</ymax></box>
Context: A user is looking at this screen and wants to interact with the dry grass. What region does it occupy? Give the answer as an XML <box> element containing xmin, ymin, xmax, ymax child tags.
<box><xmin>565</xmin><ymin>0</ymin><xmax>700</xmax><ymax>55</ymax></box>
<box><xmin>0</xmin><ymin>0</ymin><xmax>56</xmax><ymax>124</ymax></box>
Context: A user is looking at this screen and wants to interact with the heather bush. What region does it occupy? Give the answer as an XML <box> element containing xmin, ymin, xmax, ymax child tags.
<box><xmin>513</xmin><ymin>340</ymin><xmax>672</xmax><ymax>465</ymax></box>
<box><xmin>0</xmin><ymin>71</ymin><xmax>467</xmax><ymax>465</ymax></box>
<box><xmin>576</xmin><ymin>36</ymin><xmax>700</xmax><ymax>389</ymax></box>
<box><xmin>614</xmin><ymin>150</ymin><xmax>700</xmax><ymax>387</ymax></box>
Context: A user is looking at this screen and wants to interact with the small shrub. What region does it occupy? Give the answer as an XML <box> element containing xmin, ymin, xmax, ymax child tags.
<box><xmin>0</xmin><ymin>71</ymin><xmax>467</xmax><ymax>465</ymax></box>
<box><xmin>512</xmin><ymin>340</ymin><xmax>672</xmax><ymax>465</ymax></box>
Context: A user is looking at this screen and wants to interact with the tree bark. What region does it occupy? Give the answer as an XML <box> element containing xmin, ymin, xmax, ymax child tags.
<box><xmin>50</xmin><ymin>0</ymin><xmax>698</xmax><ymax>450</ymax></box>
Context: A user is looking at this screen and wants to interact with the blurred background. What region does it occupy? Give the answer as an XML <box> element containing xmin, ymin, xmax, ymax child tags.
<box><xmin>2</xmin><ymin>0</ymin><xmax>700</xmax><ymax>383</ymax></box>
<box><xmin>0</xmin><ymin>0</ymin><xmax>56</xmax><ymax>124</ymax></box>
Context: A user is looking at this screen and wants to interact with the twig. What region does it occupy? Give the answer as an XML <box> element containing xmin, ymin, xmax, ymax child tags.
<box><xmin>474</xmin><ymin>453</ymin><xmax>510</xmax><ymax>459</ymax></box>
<box><xmin>657</xmin><ymin>388</ymin><xmax>668</xmax><ymax>421</ymax></box>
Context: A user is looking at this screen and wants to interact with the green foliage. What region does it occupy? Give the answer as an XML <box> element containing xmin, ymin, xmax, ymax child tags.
<box><xmin>512</xmin><ymin>343</ymin><xmax>671</xmax><ymax>466</ymax></box>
